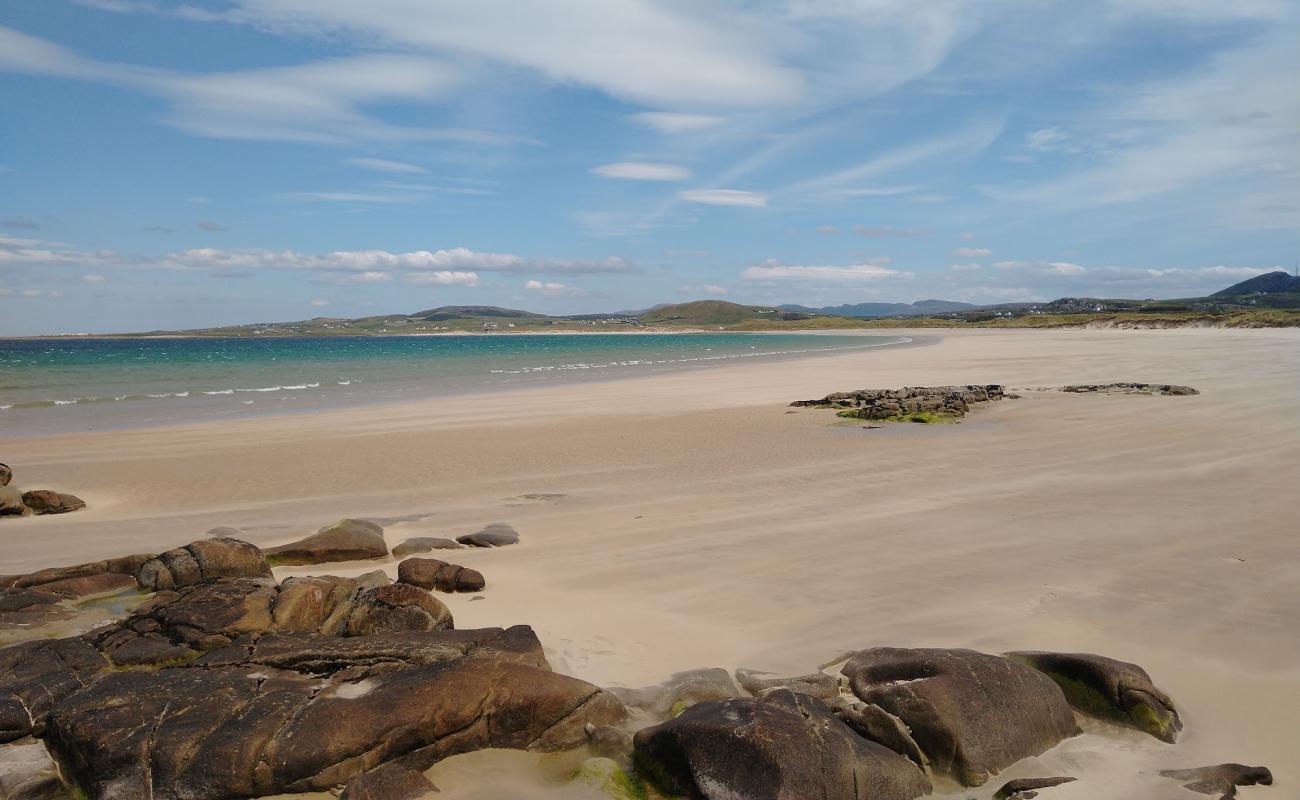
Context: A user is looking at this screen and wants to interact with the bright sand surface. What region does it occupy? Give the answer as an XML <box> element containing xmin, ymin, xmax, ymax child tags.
<box><xmin>4</xmin><ymin>328</ymin><xmax>1297</xmax><ymax>799</ymax></box>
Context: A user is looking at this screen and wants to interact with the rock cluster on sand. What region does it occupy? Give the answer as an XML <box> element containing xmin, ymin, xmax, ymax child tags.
<box><xmin>0</xmin><ymin>464</ymin><xmax>87</xmax><ymax>518</ymax></box>
<box><xmin>264</xmin><ymin>518</ymin><xmax>389</xmax><ymax>566</ymax></box>
<box><xmin>791</xmin><ymin>385</ymin><xmax>1006</xmax><ymax>421</ymax></box>
<box><xmin>1061</xmin><ymin>382</ymin><xmax>1199</xmax><ymax>395</ymax></box>
<box><xmin>0</xmin><ymin>536</ymin><xmax>623</xmax><ymax>799</ymax></box>
<box><xmin>397</xmin><ymin>557</ymin><xmax>485</xmax><ymax>593</ymax></box>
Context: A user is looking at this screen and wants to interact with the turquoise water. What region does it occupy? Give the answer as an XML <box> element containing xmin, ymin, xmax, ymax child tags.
<box><xmin>0</xmin><ymin>333</ymin><xmax>907</xmax><ymax>432</ymax></box>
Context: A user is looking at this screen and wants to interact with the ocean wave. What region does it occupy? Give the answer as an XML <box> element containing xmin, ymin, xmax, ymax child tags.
<box><xmin>488</xmin><ymin>337</ymin><xmax>910</xmax><ymax>374</ymax></box>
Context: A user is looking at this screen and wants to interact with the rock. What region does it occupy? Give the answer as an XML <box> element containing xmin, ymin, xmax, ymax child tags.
<box><xmin>0</xmin><ymin>488</ymin><xmax>30</xmax><ymax>518</ymax></box>
<box><xmin>19</xmin><ymin>491</ymin><xmax>85</xmax><ymax>516</ymax></box>
<box><xmin>0</xmin><ymin>637</ymin><xmax>108</xmax><ymax>743</ymax></box>
<box><xmin>0</xmin><ymin>464</ymin><xmax>10</xmax><ymax>487</ymax></box>
<box><xmin>32</xmin><ymin>572</ymin><xmax>137</xmax><ymax>599</ymax></box>
<box><xmin>41</xmin><ymin>626</ymin><xmax>625</xmax><ymax>799</ymax></box>
<box><xmin>0</xmin><ymin>742</ymin><xmax>62</xmax><ymax>800</ymax></box>
<box><xmin>456</xmin><ymin>522</ymin><xmax>519</xmax><ymax>548</ymax></box>
<box><xmin>344</xmin><ymin>582</ymin><xmax>453</xmax><ymax>635</ymax></box>
<box><xmin>6</xmin><ymin>554</ymin><xmax>153</xmax><ymax>590</ymax></box>
<box><xmin>1060</xmin><ymin>382</ymin><xmax>1198</xmax><ymax>396</ymax></box>
<box><xmin>841</xmin><ymin>647</ymin><xmax>1079</xmax><ymax>786</ymax></box>
<box><xmin>610</xmin><ymin>667</ymin><xmax>741</xmax><ymax>719</ymax></box>
<box><xmin>791</xmin><ymin>385</ymin><xmax>1005</xmax><ymax>421</ymax></box>
<box><xmin>340</xmin><ymin>762</ymin><xmax>437</xmax><ymax>800</ymax></box>
<box><xmin>994</xmin><ymin>776</ymin><xmax>1077</xmax><ymax>800</ymax></box>
<box><xmin>1007</xmin><ymin>651</ymin><xmax>1182</xmax><ymax>743</ymax></box>
<box><xmin>829</xmin><ymin>698</ymin><xmax>929</xmax><ymax>771</ymax></box>
<box><xmin>1158</xmin><ymin>764</ymin><xmax>1272</xmax><ymax>799</ymax></box>
<box><xmin>265</xmin><ymin>518</ymin><xmax>389</xmax><ymax>565</ymax></box>
<box><xmin>632</xmin><ymin>689</ymin><xmax>930</xmax><ymax>800</ymax></box>
<box><xmin>0</xmin><ymin>589</ymin><xmax>72</xmax><ymax>633</ymax></box>
<box><xmin>736</xmin><ymin>667</ymin><xmax>840</xmax><ymax>699</ymax></box>
<box><xmin>137</xmin><ymin>537</ymin><xmax>273</xmax><ymax>591</ymax></box>
<box><xmin>392</xmin><ymin>537</ymin><xmax>464</xmax><ymax>557</ymax></box>
<box><xmin>397</xmin><ymin>558</ymin><xmax>486</xmax><ymax>593</ymax></box>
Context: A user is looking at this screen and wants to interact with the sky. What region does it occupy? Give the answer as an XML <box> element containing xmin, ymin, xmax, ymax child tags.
<box><xmin>0</xmin><ymin>1</ymin><xmax>1297</xmax><ymax>335</ymax></box>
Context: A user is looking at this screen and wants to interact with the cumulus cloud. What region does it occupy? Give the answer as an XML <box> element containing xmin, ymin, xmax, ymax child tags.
<box><xmin>679</xmin><ymin>189</ymin><xmax>767</xmax><ymax>207</ymax></box>
<box><xmin>992</xmin><ymin>260</ymin><xmax>1086</xmax><ymax>276</ymax></box>
<box><xmin>160</xmin><ymin>246</ymin><xmax>637</xmax><ymax>276</ymax></box>
<box><xmin>742</xmin><ymin>261</ymin><xmax>905</xmax><ymax>284</ymax></box>
<box><xmin>953</xmin><ymin>247</ymin><xmax>992</xmax><ymax>257</ymax></box>
<box><xmin>81</xmin><ymin>274</ymin><xmax>107</xmax><ymax>283</ymax></box>
<box><xmin>592</xmin><ymin>162</ymin><xmax>691</xmax><ymax>182</ymax></box>
<box><xmin>345</xmin><ymin>157</ymin><xmax>426</xmax><ymax>174</ymax></box>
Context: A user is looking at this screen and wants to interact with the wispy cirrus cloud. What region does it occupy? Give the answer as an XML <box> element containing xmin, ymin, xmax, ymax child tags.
<box><xmin>679</xmin><ymin>189</ymin><xmax>767</xmax><ymax>207</ymax></box>
<box><xmin>592</xmin><ymin>162</ymin><xmax>692</xmax><ymax>182</ymax></box>
<box><xmin>345</xmin><ymin>157</ymin><xmax>427</xmax><ymax>174</ymax></box>
<box><xmin>742</xmin><ymin>261</ymin><xmax>906</xmax><ymax>284</ymax></box>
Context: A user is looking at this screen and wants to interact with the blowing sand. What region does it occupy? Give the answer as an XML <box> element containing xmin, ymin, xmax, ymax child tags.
<box><xmin>3</xmin><ymin>328</ymin><xmax>1297</xmax><ymax>799</ymax></box>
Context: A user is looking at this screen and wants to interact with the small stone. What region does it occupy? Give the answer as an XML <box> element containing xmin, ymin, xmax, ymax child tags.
<box><xmin>392</xmin><ymin>537</ymin><xmax>464</xmax><ymax>557</ymax></box>
<box><xmin>456</xmin><ymin>523</ymin><xmax>519</xmax><ymax>548</ymax></box>
<box><xmin>995</xmin><ymin>777</ymin><xmax>1077</xmax><ymax>800</ymax></box>
<box><xmin>20</xmin><ymin>490</ymin><xmax>86</xmax><ymax>515</ymax></box>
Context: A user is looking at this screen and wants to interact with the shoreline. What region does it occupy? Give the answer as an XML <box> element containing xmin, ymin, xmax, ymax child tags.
<box><xmin>0</xmin><ymin>331</ymin><xmax>924</xmax><ymax>436</ymax></box>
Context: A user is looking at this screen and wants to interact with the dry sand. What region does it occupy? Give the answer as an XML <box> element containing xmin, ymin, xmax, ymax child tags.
<box><xmin>4</xmin><ymin>328</ymin><xmax>1298</xmax><ymax>799</ymax></box>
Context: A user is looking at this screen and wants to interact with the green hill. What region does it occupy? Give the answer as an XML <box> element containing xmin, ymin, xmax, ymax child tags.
<box><xmin>639</xmin><ymin>300</ymin><xmax>793</xmax><ymax>325</ymax></box>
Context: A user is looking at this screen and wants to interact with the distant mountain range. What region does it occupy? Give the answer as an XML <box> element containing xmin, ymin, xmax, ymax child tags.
<box><xmin>779</xmin><ymin>299</ymin><xmax>977</xmax><ymax>318</ymax></box>
<box><xmin>96</xmin><ymin>271</ymin><xmax>1300</xmax><ymax>337</ymax></box>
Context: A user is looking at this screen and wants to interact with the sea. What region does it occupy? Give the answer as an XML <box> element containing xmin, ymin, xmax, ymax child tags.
<box><xmin>0</xmin><ymin>333</ymin><xmax>909</xmax><ymax>433</ymax></box>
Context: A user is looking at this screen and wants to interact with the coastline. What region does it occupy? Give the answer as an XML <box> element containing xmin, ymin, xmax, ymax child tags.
<box><xmin>3</xmin><ymin>327</ymin><xmax>1297</xmax><ymax>797</ymax></box>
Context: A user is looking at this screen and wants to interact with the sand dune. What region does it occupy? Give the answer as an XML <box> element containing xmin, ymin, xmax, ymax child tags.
<box><xmin>3</xmin><ymin>328</ymin><xmax>1297</xmax><ymax>798</ymax></box>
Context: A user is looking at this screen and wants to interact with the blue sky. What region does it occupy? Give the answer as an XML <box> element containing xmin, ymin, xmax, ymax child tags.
<box><xmin>1</xmin><ymin>0</ymin><xmax>1297</xmax><ymax>334</ymax></box>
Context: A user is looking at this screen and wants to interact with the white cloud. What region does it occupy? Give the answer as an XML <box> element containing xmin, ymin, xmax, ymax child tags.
<box><xmin>949</xmin><ymin>263</ymin><xmax>982</xmax><ymax>271</ymax></box>
<box><xmin>679</xmin><ymin>189</ymin><xmax>767</xmax><ymax>207</ymax></box>
<box><xmin>345</xmin><ymin>157</ymin><xmax>427</xmax><ymax>174</ymax></box>
<box><xmin>81</xmin><ymin>273</ymin><xmax>106</xmax><ymax>283</ymax></box>
<box><xmin>336</xmin><ymin>271</ymin><xmax>392</xmax><ymax>284</ymax></box>
<box><xmin>992</xmin><ymin>260</ymin><xmax>1086</xmax><ymax>276</ymax></box>
<box><xmin>160</xmin><ymin>246</ymin><xmax>636</xmax><ymax>276</ymax></box>
<box><xmin>407</xmin><ymin>271</ymin><xmax>479</xmax><ymax>286</ymax></box>
<box><xmin>954</xmin><ymin>247</ymin><xmax>992</xmax><ymax>257</ymax></box>
<box><xmin>629</xmin><ymin>112</ymin><xmax>727</xmax><ymax>133</ymax></box>
<box><xmin>592</xmin><ymin>162</ymin><xmax>692</xmax><ymax>182</ymax></box>
<box><xmin>742</xmin><ymin>262</ymin><xmax>905</xmax><ymax>284</ymax></box>
<box><xmin>309</xmin><ymin>298</ymin><xmax>329</xmax><ymax>306</ymax></box>
<box><xmin>815</xmin><ymin>226</ymin><xmax>840</xmax><ymax>235</ymax></box>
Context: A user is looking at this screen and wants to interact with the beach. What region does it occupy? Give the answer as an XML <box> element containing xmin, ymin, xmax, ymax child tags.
<box><xmin>3</xmin><ymin>327</ymin><xmax>1297</xmax><ymax>798</ymax></box>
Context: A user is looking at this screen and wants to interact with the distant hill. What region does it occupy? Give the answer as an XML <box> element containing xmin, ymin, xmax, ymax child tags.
<box><xmin>781</xmin><ymin>299</ymin><xmax>976</xmax><ymax>318</ymax></box>
<box><xmin>1211</xmin><ymin>271</ymin><xmax>1300</xmax><ymax>297</ymax></box>
<box><xmin>410</xmin><ymin>305</ymin><xmax>546</xmax><ymax>321</ymax></box>
<box><xmin>639</xmin><ymin>300</ymin><xmax>800</xmax><ymax>325</ymax></box>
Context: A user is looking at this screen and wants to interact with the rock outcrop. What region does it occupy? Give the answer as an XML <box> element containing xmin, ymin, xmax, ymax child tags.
<box><xmin>136</xmin><ymin>536</ymin><xmax>273</xmax><ymax>590</ymax></box>
<box><xmin>1158</xmin><ymin>764</ymin><xmax>1273</xmax><ymax>798</ymax></box>
<box><xmin>840</xmin><ymin>647</ymin><xmax>1080</xmax><ymax>786</ymax></box>
<box><xmin>1061</xmin><ymin>382</ymin><xmax>1198</xmax><ymax>395</ymax></box>
<box><xmin>265</xmin><ymin>518</ymin><xmax>389</xmax><ymax>566</ymax></box>
<box><xmin>995</xmin><ymin>776</ymin><xmax>1077</xmax><ymax>799</ymax></box>
<box><xmin>456</xmin><ymin>522</ymin><xmax>519</xmax><ymax>548</ymax></box>
<box><xmin>791</xmin><ymin>385</ymin><xmax>1005</xmax><ymax>421</ymax></box>
<box><xmin>392</xmin><ymin>537</ymin><xmax>463</xmax><ymax>557</ymax></box>
<box><xmin>736</xmin><ymin>667</ymin><xmax>840</xmax><ymax>699</ymax></box>
<box><xmin>1007</xmin><ymin>651</ymin><xmax>1182</xmax><ymax>743</ymax></box>
<box><xmin>18</xmin><ymin>491</ymin><xmax>85</xmax><ymax>516</ymax></box>
<box><xmin>633</xmin><ymin>688</ymin><xmax>931</xmax><ymax>800</ymax></box>
<box><xmin>397</xmin><ymin>558</ymin><xmax>485</xmax><ymax>593</ymax></box>
<box><xmin>340</xmin><ymin>762</ymin><xmax>437</xmax><ymax>800</ymax></box>
<box><xmin>42</xmin><ymin>626</ymin><xmax>624</xmax><ymax>799</ymax></box>
<box><xmin>0</xmin><ymin>464</ymin><xmax>10</xmax><ymax>487</ymax></box>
